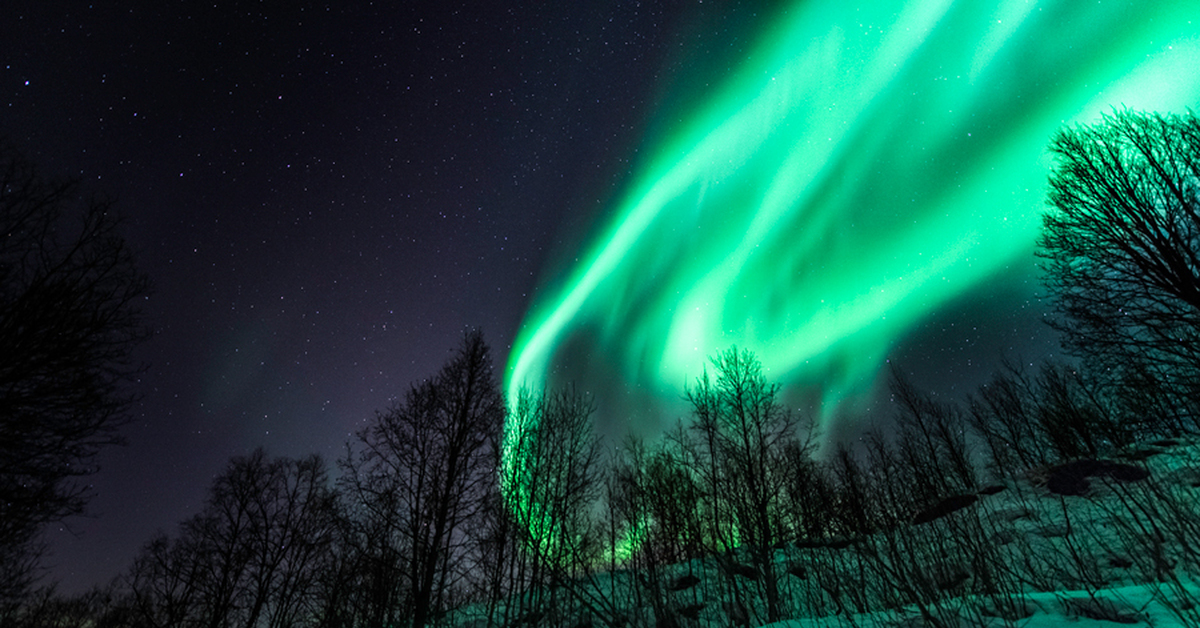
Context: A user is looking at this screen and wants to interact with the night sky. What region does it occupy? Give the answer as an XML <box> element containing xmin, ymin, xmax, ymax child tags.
<box><xmin>3</xmin><ymin>0</ymin><xmax>1197</xmax><ymax>594</ymax></box>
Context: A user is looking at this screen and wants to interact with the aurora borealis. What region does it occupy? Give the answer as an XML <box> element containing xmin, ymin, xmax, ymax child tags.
<box><xmin>6</xmin><ymin>0</ymin><xmax>1200</xmax><ymax>596</ymax></box>
<box><xmin>505</xmin><ymin>0</ymin><xmax>1200</xmax><ymax>447</ymax></box>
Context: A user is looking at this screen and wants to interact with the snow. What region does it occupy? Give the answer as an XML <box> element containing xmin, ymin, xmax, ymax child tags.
<box><xmin>759</xmin><ymin>438</ymin><xmax>1200</xmax><ymax>628</ymax></box>
<box><xmin>453</xmin><ymin>437</ymin><xmax>1200</xmax><ymax>628</ymax></box>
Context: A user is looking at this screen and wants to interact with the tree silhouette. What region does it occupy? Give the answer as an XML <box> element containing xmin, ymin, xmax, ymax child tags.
<box><xmin>124</xmin><ymin>448</ymin><xmax>337</xmax><ymax>628</ymax></box>
<box><xmin>0</xmin><ymin>142</ymin><xmax>151</xmax><ymax>606</ymax></box>
<box><xmin>1040</xmin><ymin>109</ymin><xmax>1200</xmax><ymax>430</ymax></box>
<box><xmin>340</xmin><ymin>330</ymin><xmax>504</xmax><ymax>628</ymax></box>
<box><xmin>489</xmin><ymin>384</ymin><xmax>607</xmax><ymax>627</ymax></box>
<box><xmin>686</xmin><ymin>347</ymin><xmax>803</xmax><ymax>624</ymax></box>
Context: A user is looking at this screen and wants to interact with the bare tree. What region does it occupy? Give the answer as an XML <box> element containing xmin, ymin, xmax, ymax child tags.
<box><xmin>888</xmin><ymin>368</ymin><xmax>977</xmax><ymax>505</ymax></box>
<box><xmin>340</xmin><ymin>330</ymin><xmax>504</xmax><ymax>628</ymax></box>
<box><xmin>321</xmin><ymin>488</ymin><xmax>408</xmax><ymax>628</ymax></box>
<box><xmin>125</xmin><ymin>532</ymin><xmax>204</xmax><ymax>628</ymax></box>
<box><xmin>610</xmin><ymin>429</ymin><xmax>709</xmax><ymax>628</ymax></box>
<box><xmin>239</xmin><ymin>453</ymin><xmax>337</xmax><ymax>628</ymax></box>
<box><xmin>1040</xmin><ymin>109</ymin><xmax>1200</xmax><ymax>430</ymax></box>
<box><xmin>2</xmin><ymin>582</ymin><xmax>128</xmax><ymax>628</ymax></box>
<box><xmin>0</xmin><ymin>142</ymin><xmax>151</xmax><ymax>606</ymax></box>
<box><xmin>124</xmin><ymin>448</ymin><xmax>337</xmax><ymax>628</ymax></box>
<box><xmin>686</xmin><ymin>347</ymin><xmax>804</xmax><ymax>624</ymax></box>
<box><xmin>967</xmin><ymin>359</ymin><xmax>1125</xmax><ymax>478</ymax></box>
<box><xmin>497</xmin><ymin>385</ymin><xmax>606</xmax><ymax>626</ymax></box>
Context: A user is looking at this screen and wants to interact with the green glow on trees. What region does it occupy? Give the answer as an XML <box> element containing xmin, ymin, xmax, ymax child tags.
<box><xmin>502</xmin><ymin>0</ymin><xmax>1200</xmax><ymax>555</ymax></box>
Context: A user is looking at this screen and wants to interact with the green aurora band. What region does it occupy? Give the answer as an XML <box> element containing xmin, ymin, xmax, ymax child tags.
<box><xmin>502</xmin><ymin>0</ymin><xmax>1200</xmax><ymax>533</ymax></box>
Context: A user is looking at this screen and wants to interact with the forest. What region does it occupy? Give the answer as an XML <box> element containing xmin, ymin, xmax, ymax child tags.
<box><xmin>2</xmin><ymin>111</ymin><xmax>1199</xmax><ymax>628</ymax></box>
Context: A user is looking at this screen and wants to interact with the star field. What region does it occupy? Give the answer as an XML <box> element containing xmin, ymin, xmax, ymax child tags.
<box><xmin>2</xmin><ymin>0</ymin><xmax>692</xmax><ymax>593</ymax></box>
<box><xmin>4</xmin><ymin>0</ymin><xmax>1194</xmax><ymax>595</ymax></box>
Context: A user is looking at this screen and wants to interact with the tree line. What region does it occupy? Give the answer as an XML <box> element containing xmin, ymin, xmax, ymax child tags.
<box><xmin>1</xmin><ymin>109</ymin><xmax>1198</xmax><ymax>626</ymax></box>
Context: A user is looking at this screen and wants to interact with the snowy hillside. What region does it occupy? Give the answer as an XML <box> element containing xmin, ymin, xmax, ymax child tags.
<box><xmin>459</xmin><ymin>437</ymin><xmax>1199</xmax><ymax>628</ymax></box>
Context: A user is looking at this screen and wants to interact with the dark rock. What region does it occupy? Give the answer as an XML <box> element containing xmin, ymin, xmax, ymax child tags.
<box><xmin>668</xmin><ymin>574</ymin><xmax>701</xmax><ymax>592</ymax></box>
<box><xmin>992</xmin><ymin>530</ymin><xmax>1019</xmax><ymax>546</ymax></box>
<box><xmin>936</xmin><ymin>570</ymin><xmax>970</xmax><ymax>591</ymax></box>
<box><xmin>913</xmin><ymin>494</ymin><xmax>979</xmax><ymax>525</ymax></box>
<box><xmin>721</xmin><ymin>561</ymin><xmax>759</xmax><ymax>581</ymax></box>
<box><xmin>1046</xmin><ymin>459</ymin><xmax>1150</xmax><ymax>496</ymax></box>
<box><xmin>1106</xmin><ymin>463</ymin><xmax>1150</xmax><ymax>482</ymax></box>
<box><xmin>825</xmin><ymin>537</ymin><xmax>856</xmax><ymax>550</ymax></box>
<box><xmin>1046</xmin><ymin>460</ymin><xmax>1097</xmax><ymax>495</ymax></box>
<box><xmin>1109</xmin><ymin>556</ymin><xmax>1134</xmax><ymax>569</ymax></box>
<box><xmin>676</xmin><ymin>603</ymin><xmax>705</xmax><ymax>620</ymax></box>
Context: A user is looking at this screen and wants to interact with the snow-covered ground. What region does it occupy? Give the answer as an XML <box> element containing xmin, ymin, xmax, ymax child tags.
<box><xmin>773</xmin><ymin>583</ymin><xmax>1195</xmax><ymax>628</ymax></box>
<box><xmin>457</xmin><ymin>437</ymin><xmax>1200</xmax><ymax>628</ymax></box>
<box><xmin>762</xmin><ymin>438</ymin><xmax>1200</xmax><ymax>627</ymax></box>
